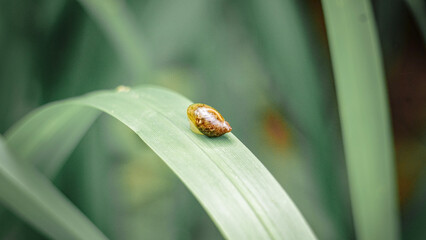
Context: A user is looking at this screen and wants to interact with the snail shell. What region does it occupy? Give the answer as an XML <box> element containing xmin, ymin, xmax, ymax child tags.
<box><xmin>187</xmin><ymin>103</ymin><xmax>232</xmax><ymax>137</ymax></box>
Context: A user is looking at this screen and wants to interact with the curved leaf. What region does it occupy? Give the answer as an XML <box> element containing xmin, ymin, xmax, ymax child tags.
<box><xmin>6</xmin><ymin>86</ymin><xmax>316</xmax><ymax>240</ymax></box>
<box><xmin>0</xmin><ymin>136</ymin><xmax>106</xmax><ymax>240</ymax></box>
<box><xmin>6</xmin><ymin>105</ymin><xmax>100</xmax><ymax>177</ymax></box>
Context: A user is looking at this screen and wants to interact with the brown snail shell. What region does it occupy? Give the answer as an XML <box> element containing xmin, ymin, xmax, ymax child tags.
<box><xmin>187</xmin><ymin>103</ymin><xmax>232</xmax><ymax>137</ymax></box>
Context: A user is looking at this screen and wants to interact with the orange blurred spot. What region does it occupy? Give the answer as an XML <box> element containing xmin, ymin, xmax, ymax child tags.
<box><xmin>262</xmin><ymin>109</ymin><xmax>291</xmax><ymax>150</ymax></box>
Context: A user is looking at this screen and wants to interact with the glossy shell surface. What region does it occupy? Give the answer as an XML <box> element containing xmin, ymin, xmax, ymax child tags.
<box><xmin>187</xmin><ymin>103</ymin><xmax>232</xmax><ymax>137</ymax></box>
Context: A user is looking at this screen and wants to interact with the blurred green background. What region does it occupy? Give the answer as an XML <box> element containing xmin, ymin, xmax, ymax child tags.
<box><xmin>0</xmin><ymin>0</ymin><xmax>425</xmax><ymax>239</ymax></box>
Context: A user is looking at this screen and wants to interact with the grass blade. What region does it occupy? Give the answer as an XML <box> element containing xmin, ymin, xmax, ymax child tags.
<box><xmin>6</xmin><ymin>86</ymin><xmax>316</xmax><ymax>240</ymax></box>
<box><xmin>0</xmin><ymin>104</ymin><xmax>101</xmax><ymax>237</ymax></box>
<box><xmin>0</xmin><ymin>136</ymin><xmax>106</xmax><ymax>240</ymax></box>
<box><xmin>405</xmin><ymin>0</ymin><xmax>426</xmax><ymax>44</ymax></box>
<box><xmin>76</xmin><ymin>0</ymin><xmax>152</xmax><ymax>80</ymax></box>
<box><xmin>321</xmin><ymin>0</ymin><xmax>400</xmax><ymax>239</ymax></box>
<box><xmin>238</xmin><ymin>1</ymin><xmax>348</xmax><ymax>237</ymax></box>
<box><xmin>6</xmin><ymin>105</ymin><xmax>100</xmax><ymax>177</ymax></box>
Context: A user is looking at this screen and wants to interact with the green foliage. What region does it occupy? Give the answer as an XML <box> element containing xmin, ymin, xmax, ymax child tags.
<box><xmin>405</xmin><ymin>0</ymin><xmax>426</xmax><ymax>44</ymax></box>
<box><xmin>1</xmin><ymin>0</ymin><xmax>424</xmax><ymax>239</ymax></box>
<box><xmin>4</xmin><ymin>86</ymin><xmax>316</xmax><ymax>239</ymax></box>
<box><xmin>0</xmin><ymin>136</ymin><xmax>106</xmax><ymax>239</ymax></box>
<box><xmin>77</xmin><ymin>0</ymin><xmax>152</xmax><ymax>81</ymax></box>
<box><xmin>238</xmin><ymin>0</ymin><xmax>348</xmax><ymax>237</ymax></box>
<box><xmin>322</xmin><ymin>0</ymin><xmax>400</xmax><ymax>239</ymax></box>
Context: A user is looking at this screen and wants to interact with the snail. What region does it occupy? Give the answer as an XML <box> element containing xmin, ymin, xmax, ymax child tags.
<box><xmin>187</xmin><ymin>103</ymin><xmax>232</xmax><ymax>137</ymax></box>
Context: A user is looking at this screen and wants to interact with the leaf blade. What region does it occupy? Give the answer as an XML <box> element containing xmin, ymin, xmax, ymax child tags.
<box><xmin>321</xmin><ymin>0</ymin><xmax>400</xmax><ymax>239</ymax></box>
<box><xmin>7</xmin><ymin>86</ymin><xmax>316</xmax><ymax>240</ymax></box>
<box><xmin>76</xmin><ymin>0</ymin><xmax>152</xmax><ymax>81</ymax></box>
<box><xmin>0</xmin><ymin>136</ymin><xmax>107</xmax><ymax>240</ymax></box>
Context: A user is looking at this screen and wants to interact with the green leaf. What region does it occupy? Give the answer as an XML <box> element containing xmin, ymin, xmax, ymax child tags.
<box><xmin>6</xmin><ymin>105</ymin><xmax>100</xmax><ymax>177</ymax></box>
<box><xmin>0</xmin><ymin>105</ymin><xmax>101</xmax><ymax>237</ymax></box>
<box><xmin>0</xmin><ymin>135</ymin><xmax>106</xmax><ymax>240</ymax></box>
<box><xmin>76</xmin><ymin>0</ymin><xmax>152</xmax><ymax>81</ymax></box>
<box><xmin>405</xmin><ymin>0</ymin><xmax>426</xmax><ymax>44</ymax></box>
<box><xmin>237</xmin><ymin>1</ymin><xmax>348</xmax><ymax>238</ymax></box>
<box><xmin>321</xmin><ymin>0</ymin><xmax>400</xmax><ymax>239</ymax></box>
<box><xmin>6</xmin><ymin>86</ymin><xmax>316</xmax><ymax>240</ymax></box>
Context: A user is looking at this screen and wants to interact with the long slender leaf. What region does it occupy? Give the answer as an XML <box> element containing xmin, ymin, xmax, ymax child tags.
<box><xmin>237</xmin><ymin>1</ymin><xmax>348</xmax><ymax>238</ymax></box>
<box><xmin>321</xmin><ymin>0</ymin><xmax>400</xmax><ymax>239</ymax></box>
<box><xmin>6</xmin><ymin>105</ymin><xmax>100</xmax><ymax>177</ymax></box>
<box><xmin>0</xmin><ymin>136</ymin><xmax>106</xmax><ymax>240</ymax></box>
<box><xmin>76</xmin><ymin>0</ymin><xmax>152</xmax><ymax>81</ymax></box>
<box><xmin>0</xmin><ymin>103</ymin><xmax>101</xmax><ymax>237</ymax></box>
<box><xmin>405</xmin><ymin>0</ymin><xmax>426</xmax><ymax>44</ymax></box>
<box><xmin>6</xmin><ymin>86</ymin><xmax>316</xmax><ymax>240</ymax></box>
